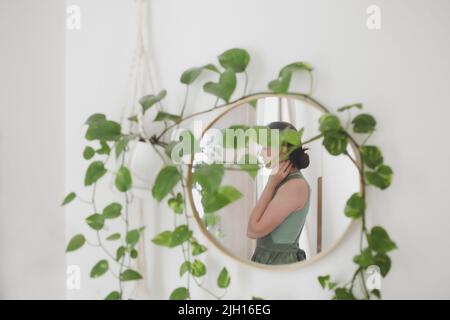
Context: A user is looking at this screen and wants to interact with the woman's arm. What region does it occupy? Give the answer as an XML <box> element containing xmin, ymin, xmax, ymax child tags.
<box><xmin>247</xmin><ymin>179</ymin><xmax>308</xmax><ymax>239</ymax></box>
<box><xmin>247</xmin><ymin>161</ymin><xmax>306</xmax><ymax>239</ymax></box>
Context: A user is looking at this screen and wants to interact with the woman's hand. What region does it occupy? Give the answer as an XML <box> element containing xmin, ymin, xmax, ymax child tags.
<box><xmin>267</xmin><ymin>160</ymin><xmax>293</xmax><ymax>189</ymax></box>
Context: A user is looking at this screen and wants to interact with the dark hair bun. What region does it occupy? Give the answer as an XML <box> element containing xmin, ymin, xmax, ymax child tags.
<box><xmin>288</xmin><ymin>146</ymin><xmax>310</xmax><ymax>169</ymax></box>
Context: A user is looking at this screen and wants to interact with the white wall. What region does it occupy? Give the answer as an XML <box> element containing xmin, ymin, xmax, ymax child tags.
<box><xmin>64</xmin><ymin>0</ymin><xmax>450</xmax><ymax>300</ymax></box>
<box><xmin>0</xmin><ymin>0</ymin><xmax>66</xmax><ymax>299</ymax></box>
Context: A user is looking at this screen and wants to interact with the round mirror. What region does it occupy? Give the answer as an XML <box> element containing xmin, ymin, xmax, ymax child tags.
<box><xmin>185</xmin><ymin>93</ymin><xmax>361</xmax><ymax>269</ymax></box>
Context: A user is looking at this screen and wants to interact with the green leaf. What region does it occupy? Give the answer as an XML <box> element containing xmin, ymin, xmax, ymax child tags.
<box><xmin>218</xmin><ymin>48</ymin><xmax>250</xmax><ymax>73</ymax></box>
<box><xmin>83</xmin><ymin>146</ymin><xmax>95</xmax><ymax>160</ymax></box>
<box><xmin>105</xmin><ymin>291</ymin><xmax>121</xmax><ymax>300</ymax></box>
<box><xmin>130</xmin><ymin>248</ymin><xmax>138</xmax><ymax>259</ymax></box>
<box><xmin>179</xmin><ymin>261</ymin><xmax>191</xmax><ymax>277</ymax></box>
<box><xmin>204</xmin><ymin>213</ymin><xmax>220</xmax><ymax>227</ymax></box>
<box><xmin>61</xmin><ymin>192</ymin><xmax>76</xmax><ymax>206</ymax></box>
<box><xmin>353</xmin><ymin>248</ymin><xmax>375</xmax><ymax>267</ymax></box>
<box><xmin>360</xmin><ymin>146</ymin><xmax>383</xmax><ymax>169</ymax></box>
<box><xmin>191</xmin><ymin>241</ymin><xmax>207</xmax><ymax>256</ymax></box>
<box><xmin>96</xmin><ymin>141</ymin><xmax>111</xmax><ymax>155</ymax></box>
<box><xmin>152</xmin><ymin>166</ymin><xmax>181</xmax><ymax>201</ymax></box>
<box><xmin>170</xmin><ymin>225</ymin><xmax>192</xmax><ymax>247</ymax></box>
<box><xmin>332</xmin><ymin>287</ymin><xmax>356</xmax><ymax>300</ymax></box>
<box><xmin>120</xmin><ymin>269</ymin><xmax>142</xmax><ymax>281</ymax></box>
<box><xmin>248</xmin><ymin>99</ymin><xmax>257</xmax><ymax>108</ymax></box>
<box><xmin>268</xmin><ymin>62</ymin><xmax>313</xmax><ymax>93</ymax></box>
<box><xmin>337</xmin><ymin>103</ymin><xmax>363</xmax><ymax>112</ymax></box>
<box><xmin>84</xmin><ymin>161</ymin><xmax>107</xmax><ymax>186</ymax></box>
<box><xmin>203</xmin><ymin>68</ymin><xmax>237</xmax><ymax>103</ymax></box>
<box><xmin>106</xmin><ymin>233</ymin><xmax>121</xmax><ymax>241</ymax></box>
<box><xmin>344</xmin><ymin>193</ymin><xmax>366</xmax><ymax>219</ymax></box>
<box><xmin>192</xmin><ymin>163</ymin><xmax>224</xmax><ymax>194</ymax></box>
<box><xmin>352</xmin><ymin>113</ymin><xmax>376</xmax><ymax>133</ymax></box>
<box><xmin>191</xmin><ymin>259</ymin><xmax>207</xmax><ymax>277</ymax></box>
<box><xmin>151</xmin><ymin>230</ymin><xmax>172</xmax><ymax>247</ymax></box>
<box><xmin>85</xmin><ymin>213</ymin><xmax>105</xmax><ymax>230</ymax></box>
<box><xmin>115</xmin><ymin>136</ymin><xmax>131</xmax><ymax>159</ymax></box>
<box><xmin>90</xmin><ymin>260</ymin><xmax>108</xmax><ymax>278</ymax></box>
<box><xmin>318</xmin><ymin>275</ymin><xmax>330</xmax><ymax>289</ymax></box>
<box><xmin>116</xmin><ymin>246</ymin><xmax>126</xmax><ymax>261</ymax></box>
<box><xmin>217</xmin><ymin>267</ymin><xmax>231</xmax><ymax>288</ymax></box>
<box><xmin>319</xmin><ymin>114</ymin><xmax>341</xmax><ymax>133</ymax></box>
<box><xmin>318</xmin><ymin>275</ymin><xmax>337</xmax><ymax>290</ymax></box>
<box><xmin>139</xmin><ymin>90</ymin><xmax>167</xmax><ymax>113</ymax></box>
<box><xmin>280</xmin><ymin>128</ymin><xmax>301</xmax><ymax>146</ymax></box>
<box><xmin>85</xmin><ymin>119</ymin><xmax>121</xmax><ymax>141</ymax></box>
<box><xmin>238</xmin><ymin>154</ymin><xmax>260</xmax><ymax>179</ymax></box>
<box><xmin>127</xmin><ymin>115</ymin><xmax>138</xmax><ymax>123</ymax></box>
<box><xmin>374</xmin><ymin>252</ymin><xmax>391</xmax><ymax>277</ymax></box>
<box><xmin>126</xmin><ymin>229</ymin><xmax>140</xmax><ymax>247</ymax></box>
<box><xmin>169</xmin><ymin>287</ymin><xmax>190</xmax><ymax>300</ymax></box>
<box><xmin>180</xmin><ymin>64</ymin><xmax>219</xmax><ymax>85</ymax></box>
<box><xmin>115</xmin><ymin>166</ymin><xmax>132</xmax><ymax>192</ymax></box>
<box><xmin>85</xmin><ymin>113</ymin><xmax>106</xmax><ymax>125</ymax></box>
<box><xmin>367</xmin><ymin>226</ymin><xmax>397</xmax><ymax>254</ymax></box>
<box><xmin>103</xmin><ymin>202</ymin><xmax>122</xmax><ymax>219</ymax></box>
<box><xmin>66</xmin><ymin>234</ymin><xmax>86</xmax><ymax>252</ymax></box>
<box><xmin>371</xmin><ymin>289</ymin><xmax>381</xmax><ymax>299</ymax></box>
<box><xmin>154</xmin><ymin>111</ymin><xmax>182</xmax><ymax>123</ymax></box>
<box><xmin>201</xmin><ymin>185</ymin><xmax>243</xmax><ymax>213</ymax></box>
<box><xmin>365</xmin><ymin>164</ymin><xmax>393</xmax><ymax>189</ymax></box>
<box><xmin>168</xmin><ymin>192</ymin><xmax>184</xmax><ymax>214</ymax></box>
<box><xmin>322</xmin><ymin>130</ymin><xmax>348</xmax><ymax>156</ymax></box>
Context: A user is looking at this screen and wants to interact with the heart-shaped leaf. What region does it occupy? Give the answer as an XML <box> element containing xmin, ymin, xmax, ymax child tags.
<box><xmin>352</xmin><ymin>113</ymin><xmax>376</xmax><ymax>133</ymax></box>
<box><xmin>180</xmin><ymin>64</ymin><xmax>219</xmax><ymax>85</ymax></box>
<box><xmin>360</xmin><ymin>145</ymin><xmax>384</xmax><ymax>169</ymax></box>
<box><xmin>84</xmin><ymin>161</ymin><xmax>107</xmax><ymax>186</ymax></box>
<box><xmin>152</xmin><ymin>166</ymin><xmax>181</xmax><ymax>201</ymax></box>
<box><xmin>139</xmin><ymin>90</ymin><xmax>167</xmax><ymax>113</ymax></box>
<box><xmin>85</xmin><ymin>119</ymin><xmax>121</xmax><ymax>141</ymax></box>
<box><xmin>365</xmin><ymin>165</ymin><xmax>393</xmax><ymax>189</ymax></box>
<box><xmin>103</xmin><ymin>202</ymin><xmax>122</xmax><ymax>219</ymax></box>
<box><xmin>203</xmin><ymin>69</ymin><xmax>237</xmax><ymax>103</ymax></box>
<box><xmin>218</xmin><ymin>48</ymin><xmax>250</xmax><ymax>73</ymax></box>
<box><xmin>268</xmin><ymin>62</ymin><xmax>313</xmax><ymax>93</ymax></box>
<box><xmin>86</xmin><ymin>213</ymin><xmax>104</xmax><ymax>230</ymax></box>
<box><xmin>322</xmin><ymin>130</ymin><xmax>348</xmax><ymax>156</ymax></box>
<box><xmin>367</xmin><ymin>226</ymin><xmax>397</xmax><ymax>253</ymax></box>
<box><xmin>154</xmin><ymin>111</ymin><xmax>181</xmax><ymax>123</ymax></box>
<box><xmin>344</xmin><ymin>193</ymin><xmax>366</xmax><ymax>219</ymax></box>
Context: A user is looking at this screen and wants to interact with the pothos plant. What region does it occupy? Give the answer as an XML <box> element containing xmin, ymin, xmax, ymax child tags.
<box><xmin>62</xmin><ymin>47</ymin><xmax>395</xmax><ymax>300</ymax></box>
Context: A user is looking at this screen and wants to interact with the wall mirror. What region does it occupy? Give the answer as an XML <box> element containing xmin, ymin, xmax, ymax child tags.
<box><xmin>185</xmin><ymin>93</ymin><xmax>362</xmax><ymax>269</ymax></box>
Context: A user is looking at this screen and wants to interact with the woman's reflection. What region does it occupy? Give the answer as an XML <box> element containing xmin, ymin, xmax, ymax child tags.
<box><xmin>247</xmin><ymin>121</ymin><xmax>311</xmax><ymax>265</ymax></box>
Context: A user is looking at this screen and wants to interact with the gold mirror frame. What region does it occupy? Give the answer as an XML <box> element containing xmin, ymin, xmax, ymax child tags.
<box><xmin>185</xmin><ymin>92</ymin><xmax>362</xmax><ymax>270</ymax></box>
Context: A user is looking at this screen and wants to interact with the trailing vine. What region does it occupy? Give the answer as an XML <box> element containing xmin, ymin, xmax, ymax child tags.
<box><xmin>63</xmin><ymin>48</ymin><xmax>395</xmax><ymax>300</ymax></box>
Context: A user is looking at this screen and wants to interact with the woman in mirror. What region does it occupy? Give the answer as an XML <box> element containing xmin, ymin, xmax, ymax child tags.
<box><xmin>247</xmin><ymin>121</ymin><xmax>311</xmax><ymax>265</ymax></box>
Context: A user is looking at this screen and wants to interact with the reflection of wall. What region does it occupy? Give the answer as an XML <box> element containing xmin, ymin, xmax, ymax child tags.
<box><xmin>214</xmin><ymin>104</ymin><xmax>256</xmax><ymax>260</ymax></box>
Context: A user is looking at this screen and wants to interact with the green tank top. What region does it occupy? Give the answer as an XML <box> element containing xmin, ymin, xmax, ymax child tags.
<box><xmin>267</xmin><ymin>170</ymin><xmax>311</xmax><ymax>244</ymax></box>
